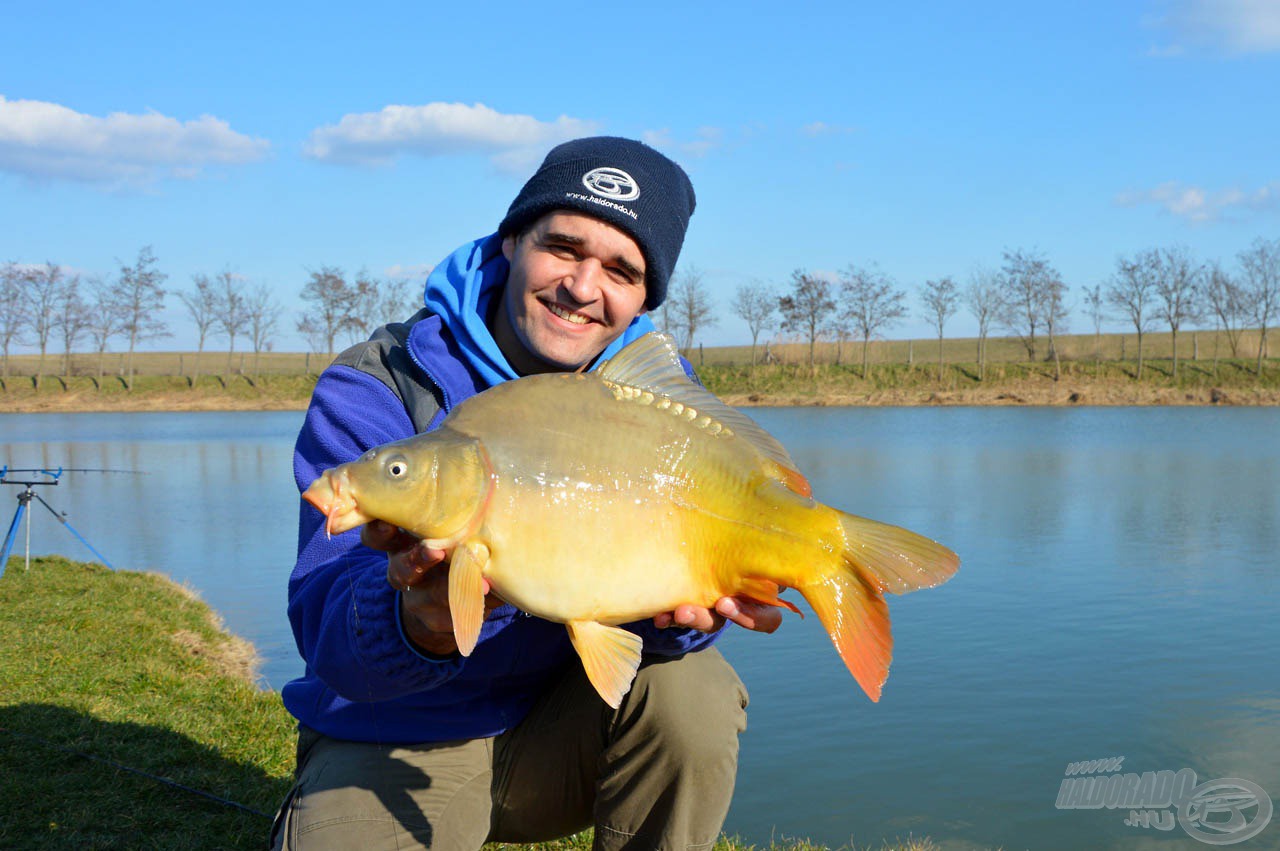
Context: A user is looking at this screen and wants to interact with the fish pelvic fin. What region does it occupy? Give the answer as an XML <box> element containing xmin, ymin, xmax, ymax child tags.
<box><xmin>799</xmin><ymin>570</ymin><xmax>892</xmax><ymax>702</ymax></box>
<box><xmin>448</xmin><ymin>540</ymin><xmax>490</xmax><ymax>656</ymax></box>
<box><xmin>836</xmin><ymin>511</ymin><xmax>960</xmax><ymax>596</ymax></box>
<box><xmin>566</xmin><ymin>620</ymin><xmax>643</xmax><ymax>709</ymax></box>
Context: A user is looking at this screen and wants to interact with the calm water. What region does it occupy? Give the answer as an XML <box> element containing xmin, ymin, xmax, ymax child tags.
<box><xmin>2</xmin><ymin>408</ymin><xmax>1277</xmax><ymax>850</ymax></box>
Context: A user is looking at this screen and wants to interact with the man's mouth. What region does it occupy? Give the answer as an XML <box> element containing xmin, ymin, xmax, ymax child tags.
<box><xmin>546</xmin><ymin>302</ymin><xmax>592</xmax><ymax>326</ymax></box>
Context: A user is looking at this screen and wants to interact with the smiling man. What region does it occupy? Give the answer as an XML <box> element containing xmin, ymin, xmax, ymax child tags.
<box><xmin>274</xmin><ymin>137</ymin><xmax>781</xmax><ymax>851</ymax></box>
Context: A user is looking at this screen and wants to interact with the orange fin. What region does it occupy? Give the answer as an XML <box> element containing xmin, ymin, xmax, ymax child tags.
<box><xmin>566</xmin><ymin>620</ymin><xmax>643</xmax><ymax>709</ymax></box>
<box><xmin>798</xmin><ymin>571</ymin><xmax>892</xmax><ymax>702</ymax></box>
<box><xmin>736</xmin><ymin>577</ymin><xmax>803</xmax><ymax>616</ymax></box>
<box><xmin>448</xmin><ymin>540</ymin><xmax>489</xmax><ymax>656</ymax></box>
<box><xmin>837</xmin><ymin>512</ymin><xmax>959</xmax><ymax>595</ymax></box>
<box><xmin>766</xmin><ymin>461</ymin><xmax>813</xmax><ymax>498</ymax></box>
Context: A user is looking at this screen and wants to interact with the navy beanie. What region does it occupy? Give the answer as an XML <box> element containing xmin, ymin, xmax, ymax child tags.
<box><xmin>498</xmin><ymin>136</ymin><xmax>696</xmax><ymax>309</ymax></box>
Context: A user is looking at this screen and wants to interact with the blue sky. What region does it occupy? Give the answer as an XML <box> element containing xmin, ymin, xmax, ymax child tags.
<box><xmin>2</xmin><ymin>0</ymin><xmax>1278</xmax><ymax>350</ymax></box>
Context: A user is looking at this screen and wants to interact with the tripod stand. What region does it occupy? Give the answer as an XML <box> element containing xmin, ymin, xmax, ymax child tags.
<box><xmin>1</xmin><ymin>467</ymin><xmax>115</xmax><ymax>578</ymax></box>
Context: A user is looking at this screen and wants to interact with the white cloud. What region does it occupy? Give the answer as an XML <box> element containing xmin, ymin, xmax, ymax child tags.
<box><xmin>0</xmin><ymin>95</ymin><xmax>269</xmax><ymax>186</ymax></box>
<box><xmin>304</xmin><ymin>102</ymin><xmax>598</xmax><ymax>173</ymax></box>
<box><xmin>384</xmin><ymin>262</ymin><xmax>433</xmax><ymax>281</ymax></box>
<box><xmin>641</xmin><ymin>126</ymin><xmax>723</xmax><ymax>159</ymax></box>
<box><xmin>801</xmin><ymin>121</ymin><xmax>858</xmax><ymax>137</ymax></box>
<box><xmin>1148</xmin><ymin>0</ymin><xmax>1280</xmax><ymax>55</ymax></box>
<box><xmin>1116</xmin><ymin>180</ymin><xmax>1280</xmax><ymax>222</ymax></box>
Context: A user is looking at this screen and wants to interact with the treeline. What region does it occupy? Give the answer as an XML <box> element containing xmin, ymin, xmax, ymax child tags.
<box><xmin>656</xmin><ymin>237</ymin><xmax>1280</xmax><ymax>380</ymax></box>
<box><xmin>4</xmin><ymin>237</ymin><xmax>1278</xmax><ymax>391</ymax></box>
<box><xmin>0</xmin><ymin>248</ymin><xmax>417</xmax><ymax>389</ymax></box>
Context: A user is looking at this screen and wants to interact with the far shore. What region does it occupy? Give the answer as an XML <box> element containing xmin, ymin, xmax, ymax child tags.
<box><xmin>2</xmin><ymin>376</ymin><xmax>1278</xmax><ymax>414</ymax></box>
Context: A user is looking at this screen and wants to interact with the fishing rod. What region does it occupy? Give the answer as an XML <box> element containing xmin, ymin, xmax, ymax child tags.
<box><xmin>0</xmin><ymin>467</ymin><xmax>143</xmax><ymax>577</ymax></box>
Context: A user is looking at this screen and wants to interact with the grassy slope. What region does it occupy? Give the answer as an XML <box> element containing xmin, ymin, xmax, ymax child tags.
<box><xmin>0</xmin><ymin>557</ymin><xmax>940</xmax><ymax>851</ymax></box>
<box><xmin>1</xmin><ymin>328</ymin><xmax>1276</xmax><ymax>412</ymax></box>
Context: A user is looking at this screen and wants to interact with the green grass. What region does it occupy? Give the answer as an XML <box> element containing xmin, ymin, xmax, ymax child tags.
<box><xmin>0</xmin><ymin>557</ymin><xmax>944</xmax><ymax>851</ymax></box>
<box><xmin>698</xmin><ymin>355</ymin><xmax>1280</xmax><ymax>399</ymax></box>
<box><xmin>0</xmin><ymin>556</ymin><xmax>295</xmax><ymax>850</ymax></box>
<box><xmin>1</xmin><ymin>328</ymin><xmax>1275</xmax><ymax>410</ymax></box>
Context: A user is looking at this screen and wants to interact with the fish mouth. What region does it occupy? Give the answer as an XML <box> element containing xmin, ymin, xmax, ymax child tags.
<box><xmin>543</xmin><ymin>300</ymin><xmax>595</xmax><ymax>327</ymax></box>
<box><xmin>302</xmin><ymin>469</ymin><xmax>375</xmax><ymax>538</ymax></box>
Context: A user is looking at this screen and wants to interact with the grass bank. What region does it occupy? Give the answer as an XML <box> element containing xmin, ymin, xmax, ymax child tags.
<box><xmin>0</xmin><ymin>557</ymin><xmax>940</xmax><ymax>851</ymax></box>
<box><xmin>1</xmin><ymin>358</ymin><xmax>1277</xmax><ymax>413</ymax></box>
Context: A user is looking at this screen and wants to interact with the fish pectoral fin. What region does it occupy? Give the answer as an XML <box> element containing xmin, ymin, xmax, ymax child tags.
<box><xmin>565</xmin><ymin>620</ymin><xmax>643</xmax><ymax>710</ymax></box>
<box><xmin>448</xmin><ymin>540</ymin><xmax>490</xmax><ymax>656</ymax></box>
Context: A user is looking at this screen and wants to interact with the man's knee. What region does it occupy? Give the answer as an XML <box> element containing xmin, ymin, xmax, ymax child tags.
<box><xmin>619</xmin><ymin>647</ymin><xmax>748</xmax><ymax>759</ymax></box>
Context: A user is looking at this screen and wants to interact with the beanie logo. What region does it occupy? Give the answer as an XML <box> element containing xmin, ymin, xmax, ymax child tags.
<box><xmin>582</xmin><ymin>167</ymin><xmax>640</xmax><ymax>202</ymax></box>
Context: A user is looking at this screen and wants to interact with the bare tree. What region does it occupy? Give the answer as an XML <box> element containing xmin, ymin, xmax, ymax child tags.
<box><xmin>665</xmin><ymin>266</ymin><xmax>717</xmax><ymax>353</ymax></box>
<box><xmin>1106</xmin><ymin>249</ymin><xmax>1159</xmax><ymax>379</ymax></box>
<box><xmin>998</xmin><ymin>248</ymin><xmax>1055</xmax><ymax>361</ymax></box>
<box><xmin>964</xmin><ymin>266</ymin><xmax>1001</xmax><ymax>381</ymax></box>
<box><xmin>1204</xmin><ymin>261</ymin><xmax>1247</xmax><ymax>364</ymax></box>
<box><xmin>244</xmin><ymin>284</ymin><xmax>282</xmax><ymax>375</ymax></box>
<box><xmin>179</xmin><ymin>274</ymin><xmax>220</xmax><ymax>385</ymax></box>
<box><xmin>210</xmin><ymin>270</ymin><xmax>247</xmax><ymax>374</ymax></box>
<box><xmin>374</xmin><ymin>276</ymin><xmax>416</xmax><ymax>326</ymax></box>
<box><xmin>0</xmin><ymin>263</ymin><xmax>27</xmax><ymax>381</ymax></box>
<box><xmin>85</xmin><ymin>276</ymin><xmax>126</xmax><ymax>387</ymax></box>
<box><xmin>113</xmin><ymin>246</ymin><xmax>170</xmax><ymax>389</ymax></box>
<box><xmin>1152</xmin><ymin>245</ymin><xmax>1203</xmax><ymax>378</ymax></box>
<box><xmin>778</xmin><ymin>270</ymin><xmax>836</xmax><ymax>372</ymax></box>
<box><xmin>841</xmin><ymin>264</ymin><xmax>907</xmax><ymax>379</ymax></box>
<box><xmin>1081</xmin><ymin>284</ymin><xmax>1106</xmax><ymax>371</ymax></box>
<box><xmin>297</xmin><ymin>266</ymin><xmax>361</xmax><ymax>357</ymax></box>
<box><xmin>731</xmin><ymin>280</ymin><xmax>776</xmax><ymax>366</ymax></box>
<box><xmin>1239</xmin><ymin>236</ymin><xmax>1280</xmax><ymax>375</ymax></box>
<box><xmin>23</xmin><ymin>263</ymin><xmax>63</xmax><ymax>389</ymax></box>
<box><xmin>52</xmin><ymin>273</ymin><xmax>89</xmax><ymax>377</ymax></box>
<box><xmin>1040</xmin><ymin>264</ymin><xmax>1070</xmax><ymax>381</ymax></box>
<box><xmin>349</xmin><ymin>272</ymin><xmax>418</xmax><ymax>338</ymax></box>
<box><xmin>920</xmin><ymin>277</ymin><xmax>959</xmax><ymax>381</ymax></box>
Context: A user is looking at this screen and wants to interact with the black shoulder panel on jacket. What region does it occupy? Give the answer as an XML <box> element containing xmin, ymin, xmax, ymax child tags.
<box><xmin>331</xmin><ymin>308</ymin><xmax>443</xmax><ymax>433</ymax></box>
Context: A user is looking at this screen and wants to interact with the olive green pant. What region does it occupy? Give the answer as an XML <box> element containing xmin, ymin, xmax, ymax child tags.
<box><xmin>270</xmin><ymin>648</ymin><xmax>748</xmax><ymax>851</ymax></box>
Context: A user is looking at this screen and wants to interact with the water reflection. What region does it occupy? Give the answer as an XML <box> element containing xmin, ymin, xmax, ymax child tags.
<box><xmin>2</xmin><ymin>407</ymin><xmax>1277</xmax><ymax>850</ymax></box>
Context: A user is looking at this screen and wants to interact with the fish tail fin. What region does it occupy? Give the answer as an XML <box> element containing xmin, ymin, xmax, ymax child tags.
<box><xmin>835</xmin><ymin>511</ymin><xmax>960</xmax><ymax>596</ymax></box>
<box><xmin>797</xmin><ymin>569</ymin><xmax>892</xmax><ymax>702</ymax></box>
<box><xmin>797</xmin><ymin>511</ymin><xmax>959</xmax><ymax>702</ymax></box>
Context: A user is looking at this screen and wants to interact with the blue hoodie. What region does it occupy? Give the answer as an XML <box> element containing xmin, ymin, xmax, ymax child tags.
<box><xmin>283</xmin><ymin>234</ymin><xmax>721</xmax><ymax>743</ymax></box>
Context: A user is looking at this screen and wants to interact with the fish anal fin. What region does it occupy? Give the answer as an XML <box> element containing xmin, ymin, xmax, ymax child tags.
<box><xmin>838</xmin><ymin>511</ymin><xmax>960</xmax><ymax>595</ymax></box>
<box><xmin>566</xmin><ymin>620</ymin><xmax>643</xmax><ymax>709</ymax></box>
<box><xmin>798</xmin><ymin>571</ymin><xmax>892</xmax><ymax>702</ymax></box>
<box><xmin>448</xmin><ymin>540</ymin><xmax>490</xmax><ymax>656</ymax></box>
<box><xmin>735</xmin><ymin>577</ymin><xmax>804</xmax><ymax>616</ymax></box>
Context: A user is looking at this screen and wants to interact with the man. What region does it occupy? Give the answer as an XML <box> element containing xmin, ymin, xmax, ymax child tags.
<box><xmin>274</xmin><ymin>137</ymin><xmax>781</xmax><ymax>851</ymax></box>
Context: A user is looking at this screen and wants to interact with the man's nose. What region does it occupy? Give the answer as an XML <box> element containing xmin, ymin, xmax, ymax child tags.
<box><xmin>564</xmin><ymin>259</ymin><xmax>604</xmax><ymax>303</ymax></box>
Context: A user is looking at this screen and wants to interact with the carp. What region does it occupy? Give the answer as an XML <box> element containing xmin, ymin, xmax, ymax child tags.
<box><xmin>303</xmin><ymin>333</ymin><xmax>958</xmax><ymax>707</ymax></box>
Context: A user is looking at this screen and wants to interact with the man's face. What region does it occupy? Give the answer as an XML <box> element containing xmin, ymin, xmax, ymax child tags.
<box><xmin>494</xmin><ymin>211</ymin><xmax>648</xmax><ymax>374</ymax></box>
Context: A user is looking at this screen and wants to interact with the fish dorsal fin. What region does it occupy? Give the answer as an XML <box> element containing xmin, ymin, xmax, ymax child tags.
<box><xmin>597</xmin><ymin>333</ymin><xmax>802</xmax><ymax>475</ymax></box>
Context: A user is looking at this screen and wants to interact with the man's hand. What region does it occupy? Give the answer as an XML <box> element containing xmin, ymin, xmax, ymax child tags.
<box><xmin>363</xmin><ymin>520</ymin><xmax>500</xmax><ymax>657</ymax></box>
<box><xmin>652</xmin><ymin>597</ymin><xmax>784</xmax><ymax>635</ymax></box>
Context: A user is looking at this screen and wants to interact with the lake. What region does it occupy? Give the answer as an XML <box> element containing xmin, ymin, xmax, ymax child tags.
<box><xmin>2</xmin><ymin>407</ymin><xmax>1277</xmax><ymax>850</ymax></box>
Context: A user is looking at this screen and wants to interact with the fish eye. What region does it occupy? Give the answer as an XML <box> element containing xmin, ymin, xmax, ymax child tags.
<box><xmin>385</xmin><ymin>455</ymin><xmax>409</xmax><ymax>478</ymax></box>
